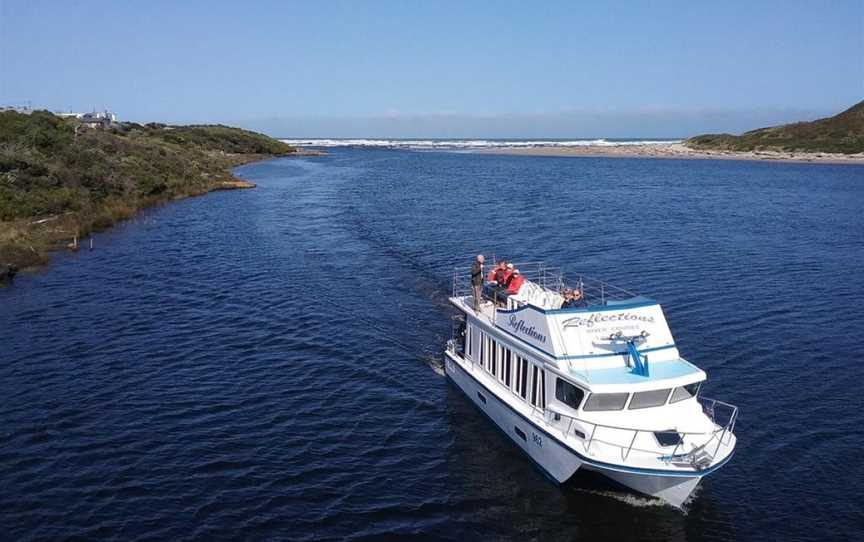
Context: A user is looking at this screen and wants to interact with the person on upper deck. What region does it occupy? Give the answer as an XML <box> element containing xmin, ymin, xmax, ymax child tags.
<box><xmin>505</xmin><ymin>268</ymin><xmax>524</xmax><ymax>294</ymax></box>
<box><xmin>470</xmin><ymin>254</ymin><xmax>485</xmax><ymax>313</ymax></box>
<box><xmin>560</xmin><ymin>287</ymin><xmax>585</xmax><ymax>309</ymax></box>
<box><xmin>487</xmin><ymin>260</ymin><xmax>505</xmax><ymax>283</ymax></box>
<box><xmin>500</xmin><ymin>263</ymin><xmax>514</xmax><ymax>288</ymax></box>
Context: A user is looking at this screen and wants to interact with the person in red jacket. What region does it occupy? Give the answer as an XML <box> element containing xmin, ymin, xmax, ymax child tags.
<box><xmin>487</xmin><ymin>260</ymin><xmax>504</xmax><ymax>283</ymax></box>
<box><xmin>506</xmin><ymin>269</ymin><xmax>525</xmax><ymax>294</ymax></box>
<box><xmin>499</xmin><ymin>263</ymin><xmax>514</xmax><ymax>287</ymax></box>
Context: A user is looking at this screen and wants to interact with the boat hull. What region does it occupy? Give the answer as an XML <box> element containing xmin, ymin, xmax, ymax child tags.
<box><xmin>445</xmin><ymin>353</ymin><xmax>582</xmax><ymax>483</ymax></box>
<box><xmin>445</xmin><ymin>351</ymin><xmax>704</xmax><ymax>508</ymax></box>
<box><xmin>589</xmin><ymin>467</ymin><xmax>701</xmax><ymax>508</ymax></box>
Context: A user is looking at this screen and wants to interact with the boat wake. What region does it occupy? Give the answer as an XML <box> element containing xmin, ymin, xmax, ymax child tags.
<box><xmin>575</xmin><ymin>487</ymin><xmax>675</xmax><ymax>510</ymax></box>
<box><xmin>426</xmin><ymin>355</ymin><xmax>446</xmax><ymax>377</ymax></box>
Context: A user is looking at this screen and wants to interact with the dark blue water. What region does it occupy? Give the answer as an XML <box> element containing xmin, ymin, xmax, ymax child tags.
<box><xmin>2</xmin><ymin>149</ymin><xmax>863</xmax><ymax>541</ymax></box>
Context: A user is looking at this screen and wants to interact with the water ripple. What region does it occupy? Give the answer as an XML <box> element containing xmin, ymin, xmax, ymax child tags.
<box><xmin>1</xmin><ymin>151</ymin><xmax>862</xmax><ymax>540</ymax></box>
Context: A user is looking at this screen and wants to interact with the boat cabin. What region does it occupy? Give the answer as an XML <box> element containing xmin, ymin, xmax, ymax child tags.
<box><xmin>450</xmin><ymin>262</ymin><xmax>707</xmax><ymax>425</ymax></box>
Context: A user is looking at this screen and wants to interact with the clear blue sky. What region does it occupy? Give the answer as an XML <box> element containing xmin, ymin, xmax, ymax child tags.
<box><xmin>1</xmin><ymin>0</ymin><xmax>861</xmax><ymax>137</ymax></box>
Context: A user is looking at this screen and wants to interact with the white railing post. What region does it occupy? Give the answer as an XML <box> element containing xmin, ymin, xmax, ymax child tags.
<box><xmin>670</xmin><ymin>435</ymin><xmax>683</xmax><ymax>459</ymax></box>
<box><xmin>623</xmin><ymin>431</ymin><xmax>639</xmax><ymax>461</ymax></box>
<box><xmin>586</xmin><ymin>425</ymin><xmax>598</xmax><ymax>453</ymax></box>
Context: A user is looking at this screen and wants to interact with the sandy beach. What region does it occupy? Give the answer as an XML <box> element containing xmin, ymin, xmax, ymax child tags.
<box><xmin>478</xmin><ymin>143</ymin><xmax>864</xmax><ymax>165</ymax></box>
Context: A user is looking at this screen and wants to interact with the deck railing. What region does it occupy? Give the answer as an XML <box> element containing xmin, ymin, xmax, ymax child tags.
<box><xmin>451</xmin><ymin>260</ymin><xmax>640</xmax><ymax>308</ymax></box>
<box><xmin>445</xmin><ymin>340</ymin><xmax>738</xmax><ymax>471</ymax></box>
<box><xmin>547</xmin><ymin>396</ymin><xmax>738</xmax><ymax>470</ymax></box>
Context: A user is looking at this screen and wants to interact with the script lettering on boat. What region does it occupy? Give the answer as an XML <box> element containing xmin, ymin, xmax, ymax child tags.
<box><xmin>562</xmin><ymin>311</ymin><xmax>656</xmax><ymax>334</ymax></box>
<box><xmin>507</xmin><ymin>314</ymin><xmax>548</xmax><ymax>344</ymax></box>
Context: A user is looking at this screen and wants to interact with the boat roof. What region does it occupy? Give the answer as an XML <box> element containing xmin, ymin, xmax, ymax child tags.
<box><xmin>568</xmin><ymin>357</ymin><xmax>705</xmax><ymax>393</ymax></box>
<box><xmin>451</xmin><ymin>260</ymin><xmax>708</xmax><ymax>392</ymax></box>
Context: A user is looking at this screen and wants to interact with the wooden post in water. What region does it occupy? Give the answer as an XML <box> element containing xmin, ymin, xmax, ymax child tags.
<box><xmin>89</xmin><ymin>237</ymin><xmax>94</xmax><ymax>251</ymax></box>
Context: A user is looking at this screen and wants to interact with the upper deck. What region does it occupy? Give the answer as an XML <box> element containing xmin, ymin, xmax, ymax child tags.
<box><xmin>450</xmin><ymin>262</ymin><xmax>704</xmax><ymax>391</ymax></box>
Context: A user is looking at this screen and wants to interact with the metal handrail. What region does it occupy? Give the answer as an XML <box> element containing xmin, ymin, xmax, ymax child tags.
<box><xmin>451</xmin><ymin>261</ymin><xmax>642</xmax><ymax>308</ymax></box>
<box><xmin>547</xmin><ymin>396</ymin><xmax>738</xmax><ymax>468</ymax></box>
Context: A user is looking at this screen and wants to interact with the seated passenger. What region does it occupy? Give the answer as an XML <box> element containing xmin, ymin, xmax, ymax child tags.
<box><xmin>486</xmin><ymin>260</ymin><xmax>503</xmax><ymax>283</ymax></box>
<box><xmin>560</xmin><ymin>288</ymin><xmax>585</xmax><ymax>309</ymax></box>
<box><xmin>494</xmin><ymin>261</ymin><xmax>511</xmax><ymax>285</ymax></box>
<box><xmin>500</xmin><ymin>263</ymin><xmax>514</xmax><ymax>288</ymax></box>
<box><xmin>506</xmin><ymin>269</ymin><xmax>524</xmax><ymax>294</ymax></box>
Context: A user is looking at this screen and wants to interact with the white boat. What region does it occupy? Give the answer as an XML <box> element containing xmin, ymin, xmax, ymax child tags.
<box><xmin>444</xmin><ymin>261</ymin><xmax>737</xmax><ymax>508</ymax></box>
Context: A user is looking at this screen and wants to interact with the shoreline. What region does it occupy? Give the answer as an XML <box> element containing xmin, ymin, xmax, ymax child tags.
<box><xmin>475</xmin><ymin>143</ymin><xmax>864</xmax><ymax>165</ymax></box>
<box><xmin>0</xmin><ymin>151</ymin><xmax>311</xmax><ymax>284</ymax></box>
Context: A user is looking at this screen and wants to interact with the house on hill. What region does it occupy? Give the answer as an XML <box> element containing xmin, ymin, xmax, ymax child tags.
<box><xmin>56</xmin><ymin>109</ymin><xmax>118</xmax><ymax>129</ymax></box>
<box><xmin>78</xmin><ymin>110</ymin><xmax>117</xmax><ymax>129</ymax></box>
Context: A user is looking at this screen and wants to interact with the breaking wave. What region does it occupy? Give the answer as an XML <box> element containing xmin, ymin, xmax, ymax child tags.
<box><xmin>280</xmin><ymin>138</ymin><xmax>681</xmax><ymax>149</ymax></box>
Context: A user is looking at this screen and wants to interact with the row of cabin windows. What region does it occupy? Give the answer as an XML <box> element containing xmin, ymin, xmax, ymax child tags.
<box><xmin>466</xmin><ymin>326</ymin><xmax>700</xmax><ymax>412</ymax></box>
<box><xmin>470</xmin><ymin>328</ymin><xmax>546</xmax><ymax>410</ymax></box>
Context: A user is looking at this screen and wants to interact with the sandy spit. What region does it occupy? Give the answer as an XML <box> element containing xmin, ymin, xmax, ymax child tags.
<box><xmin>476</xmin><ymin>143</ymin><xmax>864</xmax><ymax>165</ymax></box>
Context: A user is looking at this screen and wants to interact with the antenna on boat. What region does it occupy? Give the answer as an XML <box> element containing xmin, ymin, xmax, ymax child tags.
<box><xmin>608</xmin><ymin>331</ymin><xmax>651</xmax><ymax>376</ymax></box>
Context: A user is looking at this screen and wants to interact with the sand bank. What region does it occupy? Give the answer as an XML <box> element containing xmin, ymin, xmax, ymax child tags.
<box><xmin>477</xmin><ymin>143</ymin><xmax>864</xmax><ymax>165</ymax></box>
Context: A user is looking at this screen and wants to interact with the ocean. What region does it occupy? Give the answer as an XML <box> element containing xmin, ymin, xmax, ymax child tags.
<box><xmin>1</xmin><ymin>147</ymin><xmax>862</xmax><ymax>541</ymax></box>
<box><xmin>278</xmin><ymin>138</ymin><xmax>681</xmax><ymax>149</ymax></box>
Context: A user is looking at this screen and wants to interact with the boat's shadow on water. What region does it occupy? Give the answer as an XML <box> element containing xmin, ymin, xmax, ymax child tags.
<box><xmin>442</xmin><ymin>383</ymin><xmax>730</xmax><ymax>541</ymax></box>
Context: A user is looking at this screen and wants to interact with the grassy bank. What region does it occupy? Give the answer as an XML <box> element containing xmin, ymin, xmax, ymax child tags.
<box><xmin>0</xmin><ymin>111</ymin><xmax>296</xmax><ymax>278</ymax></box>
<box><xmin>685</xmin><ymin>100</ymin><xmax>864</xmax><ymax>154</ymax></box>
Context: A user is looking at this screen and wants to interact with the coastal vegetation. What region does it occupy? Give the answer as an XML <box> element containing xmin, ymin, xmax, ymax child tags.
<box><xmin>685</xmin><ymin>100</ymin><xmax>864</xmax><ymax>154</ymax></box>
<box><xmin>0</xmin><ymin>111</ymin><xmax>296</xmax><ymax>277</ymax></box>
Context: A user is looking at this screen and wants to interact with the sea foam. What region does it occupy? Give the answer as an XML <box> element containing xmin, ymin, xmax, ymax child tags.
<box><xmin>279</xmin><ymin>138</ymin><xmax>681</xmax><ymax>149</ymax></box>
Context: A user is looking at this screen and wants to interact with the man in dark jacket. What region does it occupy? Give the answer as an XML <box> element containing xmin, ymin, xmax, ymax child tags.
<box><xmin>471</xmin><ymin>254</ymin><xmax>485</xmax><ymax>313</ymax></box>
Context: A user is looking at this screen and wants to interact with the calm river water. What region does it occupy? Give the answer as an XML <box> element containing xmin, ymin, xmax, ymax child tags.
<box><xmin>2</xmin><ymin>149</ymin><xmax>863</xmax><ymax>541</ymax></box>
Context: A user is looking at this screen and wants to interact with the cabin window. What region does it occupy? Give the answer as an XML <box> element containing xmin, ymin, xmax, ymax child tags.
<box><xmin>513</xmin><ymin>357</ymin><xmax>519</xmax><ymax>395</ymax></box>
<box><xmin>519</xmin><ymin>357</ymin><xmax>529</xmax><ymax>400</ymax></box>
<box><xmin>512</xmin><ymin>356</ymin><xmax>520</xmax><ymax>395</ymax></box>
<box><xmin>513</xmin><ymin>356</ymin><xmax>526</xmax><ymax>400</ymax></box>
<box><xmin>670</xmin><ymin>382</ymin><xmax>701</xmax><ymax>403</ymax></box>
<box><xmin>479</xmin><ymin>332</ymin><xmax>485</xmax><ymax>365</ymax></box>
<box><xmin>503</xmin><ymin>349</ymin><xmax>512</xmax><ymax>387</ymax></box>
<box><xmin>466</xmin><ymin>326</ymin><xmax>472</xmax><ymax>358</ymax></box>
<box><xmin>530</xmin><ymin>366</ymin><xmax>545</xmax><ymax>409</ymax></box>
<box><xmin>531</xmin><ymin>366</ymin><xmax>539</xmax><ymax>405</ymax></box>
<box><xmin>541</xmin><ymin>370</ymin><xmax>546</xmax><ymax>408</ymax></box>
<box><xmin>490</xmin><ymin>341</ymin><xmax>498</xmax><ymax>377</ymax></box>
<box><xmin>555</xmin><ymin>378</ymin><xmax>585</xmax><ymax>410</ymax></box>
<box><xmin>628</xmin><ymin>389</ymin><xmax>672</xmax><ymax>410</ymax></box>
<box><xmin>583</xmin><ymin>393</ymin><xmax>629</xmax><ymax>411</ymax></box>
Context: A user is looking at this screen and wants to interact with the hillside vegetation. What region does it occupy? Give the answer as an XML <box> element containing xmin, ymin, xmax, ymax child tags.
<box><xmin>0</xmin><ymin>111</ymin><xmax>296</xmax><ymax>274</ymax></box>
<box><xmin>685</xmin><ymin>101</ymin><xmax>864</xmax><ymax>154</ymax></box>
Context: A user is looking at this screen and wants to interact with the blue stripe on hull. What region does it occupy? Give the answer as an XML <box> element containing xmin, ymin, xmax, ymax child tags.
<box><xmin>446</xmin><ymin>352</ymin><xmax>733</xmax><ymax>478</ymax></box>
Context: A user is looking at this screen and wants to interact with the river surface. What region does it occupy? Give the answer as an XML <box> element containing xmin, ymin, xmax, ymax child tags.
<box><xmin>2</xmin><ymin>149</ymin><xmax>863</xmax><ymax>541</ymax></box>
